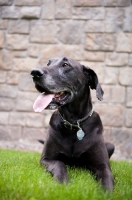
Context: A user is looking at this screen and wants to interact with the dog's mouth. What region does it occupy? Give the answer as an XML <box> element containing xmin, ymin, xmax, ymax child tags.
<box><xmin>33</xmin><ymin>84</ymin><xmax>71</xmax><ymax>112</ymax></box>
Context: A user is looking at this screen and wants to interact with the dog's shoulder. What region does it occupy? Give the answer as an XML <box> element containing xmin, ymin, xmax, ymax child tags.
<box><xmin>92</xmin><ymin>111</ymin><xmax>102</xmax><ymax>124</ymax></box>
<box><xmin>84</xmin><ymin>111</ymin><xmax>103</xmax><ymax>134</ymax></box>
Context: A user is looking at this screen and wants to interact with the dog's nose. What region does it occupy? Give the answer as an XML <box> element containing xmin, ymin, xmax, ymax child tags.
<box><xmin>31</xmin><ymin>68</ymin><xmax>44</xmax><ymax>78</ymax></box>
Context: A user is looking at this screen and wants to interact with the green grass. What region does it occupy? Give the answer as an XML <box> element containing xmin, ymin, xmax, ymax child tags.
<box><xmin>0</xmin><ymin>149</ymin><xmax>132</xmax><ymax>200</ymax></box>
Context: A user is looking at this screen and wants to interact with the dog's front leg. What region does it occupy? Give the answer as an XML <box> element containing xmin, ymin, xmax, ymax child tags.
<box><xmin>40</xmin><ymin>158</ymin><xmax>68</xmax><ymax>183</ymax></box>
<box><xmin>96</xmin><ymin>165</ymin><xmax>114</xmax><ymax>191</ymax></box>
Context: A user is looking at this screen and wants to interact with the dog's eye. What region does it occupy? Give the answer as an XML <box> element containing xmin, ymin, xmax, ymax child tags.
<box><xmin>62</xmin><ymin>63</ymin><xmax>69</xmax><ymax>68</ymax></box>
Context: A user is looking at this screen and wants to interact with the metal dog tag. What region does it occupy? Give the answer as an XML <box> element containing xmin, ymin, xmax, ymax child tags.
<box><xmin>77</xmin><ymin>129</ymin><xmax>85</xmax><ymax>140</ymax></box>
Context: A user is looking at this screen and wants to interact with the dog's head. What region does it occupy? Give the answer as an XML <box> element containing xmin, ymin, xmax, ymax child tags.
<box><xmin>31</xmin><ymin>57</ymin><xmax>104</xmax><ymax>112</ymax></box>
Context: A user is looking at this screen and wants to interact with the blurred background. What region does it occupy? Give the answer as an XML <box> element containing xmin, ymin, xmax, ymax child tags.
<box><xmin>0</xmin><ymin>0</ymin><xmax>132</xmax><ymax>160</ymax></box>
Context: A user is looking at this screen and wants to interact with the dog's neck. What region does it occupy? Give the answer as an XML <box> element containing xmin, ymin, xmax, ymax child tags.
<box><xmin>59</xmin><ymin>87</ymin><xmax>93</xmax><ymax>123</ymax></box>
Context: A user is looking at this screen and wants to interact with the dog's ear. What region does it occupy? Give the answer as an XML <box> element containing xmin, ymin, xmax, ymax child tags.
<box><xmin>83</xmin><ymin>66</ymin><xmax>104</xmax><ymax>101</ymax></box>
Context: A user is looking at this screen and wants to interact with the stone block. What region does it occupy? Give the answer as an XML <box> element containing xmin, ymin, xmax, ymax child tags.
<box><xmin>60</xmin><ymin>45</ymin><xmax>84</xmax><ymax>61</ymax></box>
<box><xmin>0</xmin><ymin>31</ymin><xmax>4</xmax><ymax>48</ymax></box>
<box><xmin>9</xmin><ymin>112</ymin><xmax>44</xmax><ymax>127</ymax></box>
<box><xmin>40</xmin><ymin>44</ymin><xmax>84</xmax><ymax>64</ymax></box>
<box><xmin>127</xmin><ymin>87</ymin><xmax>132</xmax><ymax>107</ymax></box>
<box><xmin>0</xmin><ymin>0</ymin><xmax>13</xmax><ymax>5</ymax></box>
<box><xmin>22</xmin><ymin>127</ymin><xmax>46</xmax><ymax>141</ymax></box>
<box><xmin>30</xmin><ymin>20</ymin><xmax>57</xmax><ymax>43</ymax></box>
<box><xmin>90</xmin><ymin>7</ymin><xmax>105</xmax><ymax>20</ymax></box>
<box><xmin>126</xmin><ymin>109</ymin><xmax>132</xmax><ymax>127</ymax></box>
<box><xmin>114</xmin><ymin>8</ymin><xmax>125</xmax><ymax>31</ymax></box>
<box><xmin>101</xmin><ymin>85</ymin><xmax>111</xmax><ymax>103</ymax></box>
<box><xmin>105</xmin><ymin>19</ymin><xmax>116</xmax><ymax>33</ymax></box>
<box><xmin>73</xmin><ymin>0</ymin><xmax>102</xmax><ymax>6</ymax></box>
<box><xmin>40</xmin><ymin>45</ymin><xmax>61</xmax><ymax>62</ymax></box>
<box><xmin>18</xmin><ymin>72</ymin><xmax>36</xmax><ymax>91</ymax></box>
<box><xmin>94</xmin><ymin>104</ymin><xmax>124</xmax><ymax>127</ymax></box>
<box><xmin>28</xmin><ymin>44</ymin><xmax>39</xmax><ymax>58</ymax></box>
<box><xmin>6</xmin><ymin>71</ymin><xmax>19</xmax><ymax>85</ymax></box>
<box><xmin>0</xmin><ymin>140</ymin><xmax>20</xmax><ymax>150</ymax></box>
<box><xmin>8</xmin><ymin>20</ymin><xmax>29</xmax><ymax>34</ymax></box>
<box><xmin>0</xmin><ymin>84</ymin><xmax>18</xmax><ymax>98</ymax></box>
<box><xmin>0</xmin><ymin>19</ymin><xmax>8</xmax><ymax>29</ymax></box>
<box><xmin>72</xmin><ymin>7</ymin><xmax>91</xmax><ymax>20</ymax></box>
<box><xmin>116</xmin><ymin>32</ymin><xmax>132</xmax><ymax>52</ymax></box>
<box><xmin>9</xmin><ymin>112</ymin><xmax>26</xmax><ymax>126</ymax></box>
<box><xmin>16</xmin><ymin>91</ymin><xmax>38</xmax><ymax>111</ymax></box>
<box><xmin>129</xmin><ymin>54</ymin><xmax>132</xmax><ymax>66</ymax></box>
<box><xmin>55</xmin><ymin>0</ymin><xmax>72</xmax><ymax>19</ymax></box>
<box><xmin>9</xmin><ymin>139</ymin><xmax>44</xmax><ymax>152</ymax></box>
<box><xmin>73</xmin><ymin>7</ymin><xmax>105</xmax><ymax>20</ymax></box>
<box><xmin>57</xmin><ymin>20</ymin><xmax>84</xmax><ymax>44</ymax></box>
<box><xmin>25</xmin><ymin>113</ymin><xmax>44</xmax><ymax>128</ymax></box>
<box><xmin>124</xmin><ymin>7</ymin><xmax>132</xmax><ymax>32</ymax></box>
<box><xmin>0</xmin><ymin>70</ymin><xmax>6</xmax><ymax>83</ymax></box>
<box><xmin>2</xmin><ymin>6</ymin><xmax>20</xmax><ymax>19</ymax></box>
<box><xmin>104</xmin><ymin>0</ymin><xmax>116</xmax><ymax>6</ymax></box>
<box><xmin>104</xmin><ymin>128</ymin><xmax>132</xmax><ymax>160</ymax></box>
<box><xmin>111</xmin><ymin>86</ymin><xmax>125</xmax><ymax>103</ymax></box>
<box><xmin>85</xmin><ymin>33</ymin><xmax>115</xmax><ymax>51</ymax></box>
<box><xmin>0</xmin><ymin>49</ymin><xmax>13</xmax><ymax>70</ymax></box>
<box><xmin>117</xmin><ymin>0</ymin><xmax>131</xmax><ymax>6</ymax></box>
<box><xmin>103</xmin><ymin>128</ymin><xmax>111</xmax><ymax>142</ymax></box>
<box><xmin>0</xmin><ymin>112</ymin><xmax>9</xmax><ymax>125</ymax></box>
<box><xmin>41</xmin><ymin>0</ymin><xmax>54</xmax><ymax>19</ymax></box>
<box><xmin>6</xmin><ymin>34</ymin><xmax>28</xmax><ymax>50</ymax></box>
<box><xmin>0</xmin><ymin>97</ymin><xmax>15</xmax><ymax>111</ymax></box>
<box><xmin>84</xmin><ymin>51</ymin><xmax>105</xmax><ymax>62</ymax></box>
<box><xmin>20</xmin><ymin>7</ymin><xmax>41</xmax><ymax>19</ymax></box>
<box><xmin>119</xmin><ymin>68</ymin><xmax>132</xmax><ymax>85</ymax></box>
<box><xmin>15</xmin><ymin>0</ymin><xmax>41</xmax><ymax>6</ymax></box>
<box><xmin>13</xmin><ymin>51</ymin><xmax>27</xmax><ymax>58</ymax></box>
<box><xmin>40</xmin><ymin>44</ymin><xmax>84</xmax><ymax>62</ymax></box>
<box><xmin>0</xmin><ymin>125</ymin><xmax>22</xmax><ymax>140</ymax></box>
<box><xmin>13</xmin><ymin>58</ymin><xmax>38</xmax><ymax>72</ymax></box>
<box><xmin>105</xmin><ymin>52</ymin><xmax>128</xmax><ymax>66</ymax></box>
<box><xmin>80</xmin><ymin>61</ymin><xmax>104</xmax><ymax>83</ymax></box>
<box><xmin>104</xmin><ymin>67</ymin><xmax>118</xmax><ymax>84</ymax></box>
<box><xmin>105</xmin><ymin>8</ymin><xmax>124</xmax><ymax>32</ymax></box>
<box><xmin>85</xmin><ymin>20</ymin><xmax>104</xmax><ymax>33</ymax></box>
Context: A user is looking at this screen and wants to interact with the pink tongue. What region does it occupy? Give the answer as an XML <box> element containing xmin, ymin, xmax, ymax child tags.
<box><xmin>33</xmin><ymin>93</ymin><xmax>54</xmax><ymax>112</ymax></box>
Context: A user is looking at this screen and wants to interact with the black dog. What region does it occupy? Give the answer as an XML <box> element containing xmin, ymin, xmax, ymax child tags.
<box><xmin>31</xmin><ymin>57</ymin><xmax>114</xmax><ymax>191</ymax></box>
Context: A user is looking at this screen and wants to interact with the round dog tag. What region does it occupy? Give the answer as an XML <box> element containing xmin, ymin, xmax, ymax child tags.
<box><xmin>77</xmin><ymin>129</ymin><xmax>85</xmax><ymax>140</ymax></box>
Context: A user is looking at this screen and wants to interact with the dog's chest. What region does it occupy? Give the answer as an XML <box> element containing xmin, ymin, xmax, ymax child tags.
<box><xmin>58</xmin><ymin>135</ymin><xmax>85</xmax><ymax>158</ymax></box>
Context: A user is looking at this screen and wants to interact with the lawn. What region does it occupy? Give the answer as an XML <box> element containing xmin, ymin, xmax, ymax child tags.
<box><xmin>0</xmin><ymin>149</ymin><xmax>132</xmax><ymax>200</ymax></box>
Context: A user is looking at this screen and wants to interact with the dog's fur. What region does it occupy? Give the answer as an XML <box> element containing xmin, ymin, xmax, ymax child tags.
<box><xmin>31</xmin><ymin>57</ymin><xmax>114</xmax><ymax>191</ymax></box>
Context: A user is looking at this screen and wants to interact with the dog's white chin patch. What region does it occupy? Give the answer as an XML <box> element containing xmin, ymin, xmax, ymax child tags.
<box><xmin>33</xmin><ymin>93</ymin><xmax>54</xmax><ymax>112</ymax></box>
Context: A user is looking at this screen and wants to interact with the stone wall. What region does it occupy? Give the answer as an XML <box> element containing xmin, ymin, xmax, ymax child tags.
<box><xmin>0</xmin><ymin>0</ymin><xmax>132</xmax><ymax>160</ymax></box>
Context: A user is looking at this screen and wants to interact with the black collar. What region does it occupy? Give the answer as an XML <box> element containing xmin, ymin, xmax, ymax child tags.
<box><xmin>59</xmin><ymin>108</ymin><xmax>94</xmax><ymax>131</ymax></box>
